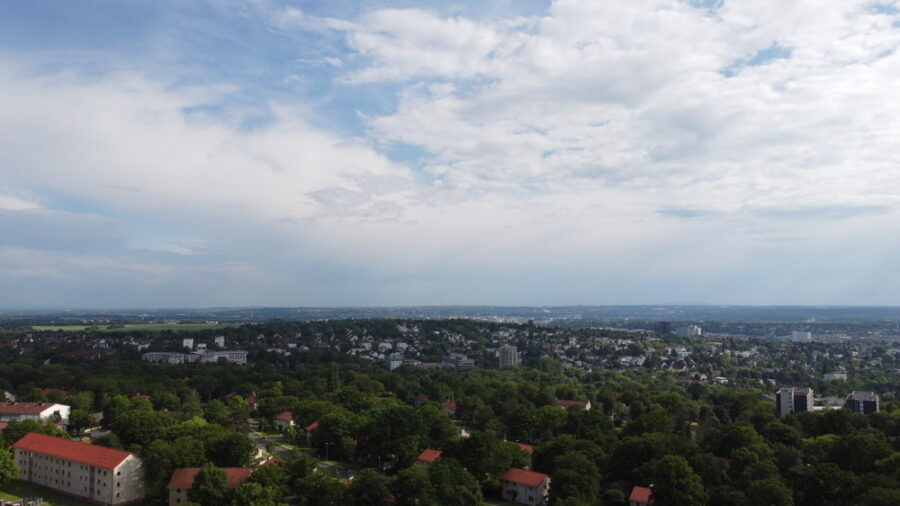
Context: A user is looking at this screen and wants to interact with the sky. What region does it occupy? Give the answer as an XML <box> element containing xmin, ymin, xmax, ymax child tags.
<box><xmin>2</xmin><ymin>0</ymin><xmax>900</xmax><ymax>308</ymax></box>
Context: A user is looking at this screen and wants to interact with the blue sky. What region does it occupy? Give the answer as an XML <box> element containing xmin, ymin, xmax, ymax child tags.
<box><xmin>2</xmin><ymin>0</ymin><xmax>900</xmax><ymax>308</ymax></box>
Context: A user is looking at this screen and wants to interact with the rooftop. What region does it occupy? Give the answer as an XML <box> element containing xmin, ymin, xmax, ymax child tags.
<box><xmin>629</xmin><ymin>486</ymin><xmax>653</xmax><ymax>504</ymax></box>
<box><xmin>417</xmin><ymin>449</ymin><xmax>442</xmax><ymax>463</ymax></box>
<box><xmin>0</xmin><ymin>402</ymin><xmax>65</xmax><ymax>415</ymax></box>
<box><xmin>167</xmin><ymin>467</ymin><xmax>252</xmax><ymax>490</ymax></box>
<box><xmin>501</xmin><ymin>468</ymin><xmax>549</xmax><ymax>488</ymax></box>
<box><xmin>13</xmin><ymin>432</ymin><xmax>132</xmax><ymax>471</ymax></box>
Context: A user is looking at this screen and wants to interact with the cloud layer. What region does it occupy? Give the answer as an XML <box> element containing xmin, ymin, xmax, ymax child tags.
<box><xmin>2</xmin><ymin>0</ymin><xmax>900</xmax><ymax>307</ymax></box>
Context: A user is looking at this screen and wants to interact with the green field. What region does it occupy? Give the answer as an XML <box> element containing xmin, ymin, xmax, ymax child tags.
<box><xmin>32</xmin><ymin>323</ymin><xmax>235</xmax><ymax>332</ymax></box>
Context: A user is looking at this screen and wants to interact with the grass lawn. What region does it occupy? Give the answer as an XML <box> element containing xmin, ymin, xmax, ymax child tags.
<box><xmin>0</xmin><ymin>481</ymin><xmax>157</xmax><ymax>506</ymax></box>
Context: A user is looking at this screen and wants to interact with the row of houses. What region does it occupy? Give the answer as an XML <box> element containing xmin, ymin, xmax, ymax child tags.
<box><xmin>9</xmin><ymin>432</ymin><xmax>254</xmax><ymax>506</ymax></box>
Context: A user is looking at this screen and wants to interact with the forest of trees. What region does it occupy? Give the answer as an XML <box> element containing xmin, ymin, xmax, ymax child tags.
<box><xmin>1</xmin><ymin>320</ymin><xmax>900</xmax><ymax>505</ymax></box>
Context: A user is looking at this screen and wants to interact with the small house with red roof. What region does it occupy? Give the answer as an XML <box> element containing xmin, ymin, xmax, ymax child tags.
<box><xmin>414</xmin><ymin>393</ymin><xmax>430</xmax><ymax>406</ymax></box>
<box><xmin>416</xmin><ymin>449</ymin><xmax>442</xmax><ymax>467</ymax></box>
<box><xmin>13</xmin><ymin>432</ymin><xmax>145</xmax><ymax>505</ymax></box>
<box><xmin>440</xmin><ymin>401</ymin><xmax>458</xmax><ymax>418</ymax></box>
<box><xmin>304</xmin><ymin>419</ymin><xmax>319</xmax><ymax>444</ymax></box>
<box><xmin>167</xmin><ymin>467</ymin><xmax>251</xmax><ymax>506</ymax></box>
<box><xmin>555</xmin><ymin>400</ymin><xmax>591</xmax><ymax>411</ymax></box>
<box><xmin>629</xmin><ymin>485</ymin><xmax>653</xmax><ymax>505</ymax></box>
<box><xmin>509</xmin><ymin>441</ymin><xmax>535</xmax><ymax>467</ymax></box>
<box><xmin>501</xmin><ymin>467</ymin><xmax>550</xmax><ymax>506</ymax></box>
<box><xmin>274</xmin><ymin>411</ymin><xmax>294</xmax><ymax>432</ymax></box>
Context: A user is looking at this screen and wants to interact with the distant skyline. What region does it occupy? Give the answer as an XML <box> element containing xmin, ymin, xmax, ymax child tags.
<box><xmin>3</xmin><ymin>0</ymin><xmax>900</xmax><ymax>308</ymax></box>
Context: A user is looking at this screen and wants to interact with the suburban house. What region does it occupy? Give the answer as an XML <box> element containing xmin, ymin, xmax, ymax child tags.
<box><xmin>501</xmin><ymin>468</ymin><xmax>550</xmax><ymax>506</ymax></box>
<box><xmin>167</xmin><ymin>467</ymin><xmax>251</xmax><ymax>506</ymax></box>
<box><xmin>416</xmin><ymin>449</ymin><xmax>442</xmax><ymax>467</ymax></box>
<box><xmin>274</xmin><ymin>411</ymin><xmax>294</xmax><ymax>432</ymax></box>
<box><xmin>0</xmin><ymin>402</ymin><xmax>70</xmax><ymax>424</ymax></box>
<box><xmin>509</xmin><ymin>442</ymin><xmax>535</xmax><ymax>467</ymax></box>
<box><xmin>629</xmin><ymin>486</ymin><xmax>653</xmax><ymax>505</ymax></box>
<box><xmin>12</xmin><ymin>432</ymin><xmax>145</xmax><ymax>505</ymax></box>
<box><xmin>440</xmin><ymin>401</ymin><xmax>458</xmax><ymax>418</ymax></box>
<box><xmin>555</xmin><ymin>400</ymin><xmax>591</xmax><ymax>411</ymax></box>
<box><xmin>304</xmin><ymin>420</ymin><xmax>319</xmax><ymax>444</ymax></box>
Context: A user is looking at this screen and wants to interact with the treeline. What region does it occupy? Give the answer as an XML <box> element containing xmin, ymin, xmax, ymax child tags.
<box><xmin>1</xmin><ymin>324</ymin><xmax>900</xmax><ymax>505</ymax></box>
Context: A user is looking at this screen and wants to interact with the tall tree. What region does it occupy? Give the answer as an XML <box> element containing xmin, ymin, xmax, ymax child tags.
<box><xmin>188</xmin><ymin>462</ymin><xmax>230</xmax><ymax>506</ymax></box>
<box><xmin>650</xmin><ymin>455</ymin><xmax>709</xmax><ymax>506</ymax></box>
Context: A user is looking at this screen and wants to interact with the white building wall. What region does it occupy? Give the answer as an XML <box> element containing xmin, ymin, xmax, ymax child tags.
<box><xmin>13</xmin><ymin>448</ymin><xmax>144</xmax><ymax>505</ymax></box>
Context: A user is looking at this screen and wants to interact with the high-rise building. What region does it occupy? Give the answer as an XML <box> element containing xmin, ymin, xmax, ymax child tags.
<box><xmin>673</xmin><ymin>325</ymin><xmax>702</xmax><ymax>337</ymax></box>
<box><xmin>653</xmin><ymin>322</ymin><xmax>672</xmax><ymax>334</ymax></box>
<box><xmin>776</xmin><ymin>387</ymin><xmax>814</xmax><ymax>416</ymax></box>
<box><xmin>182</xmin><ymin>338</ymin><xmax>194</xmax><ymax>350</ymax></box>
<box><xmin>845</xmin><ymin>391</ymin><xmax>879</xmax><ymax>414</ymax></box>
<box><xmin>499</xmin><ymin>345</ymin><xmax>520</xmax><ymax>368</ymax></box>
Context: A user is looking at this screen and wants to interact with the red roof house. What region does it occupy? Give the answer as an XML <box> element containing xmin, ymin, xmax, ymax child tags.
<box><xmin>510</xmin><ymin>442</ymin><xmax>535</xmax><ymax>454</ymax></box>
<box><xmin>416</xmin><ymin>449</ymin><xmax>442</xmax><ymax>466</ymax></box>
<box><xmin>168</xmin><ymin>467</ymin><xmax>252</xmax><ymax>490</ymax></box>
<box><xmin>275</xmin><ymin>411</ymin><xmax>294</xmax><ymax>431</ymax></box>
<box><xmin>168</xmin><ymin>467</ymin><xmax>252</xmax><ymax>505</ymax></box>
<box><xmin>440</xmin><ymin>401</ymin><xmax>458</xmax><ymax>417</ymax></box>
<box><xmin>13</xmin><ymin>432</ymin><xmax>145</xmax><ymax>504</ymax></box>
<box><xmin>13</xmin><ymin>432</ymin><xmax>132</xmax><ymax>470</ymax></box>
<box><xmin>555</xmin><ymin>400</ymin><xmax>591</xmax><ymax>410</ymax></box>
<box><xmin>501</xmin><ymin>468</ymin><xmax>550</xmax><ymax>506</ymax></box>
<box><xmin>629</xmin><ymin>486</ymin><xmax>653</xmax><ymax>505</ymax></box>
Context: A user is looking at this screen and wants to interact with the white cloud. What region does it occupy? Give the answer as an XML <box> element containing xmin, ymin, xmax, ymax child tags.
<box><xmin>4</xmin><ymin>1</ymin><xmax>900</xmax><ymax>306</ymax></box>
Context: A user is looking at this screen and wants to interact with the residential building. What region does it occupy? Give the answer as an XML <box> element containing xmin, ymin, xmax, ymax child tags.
<box><xmin>214</xmin><ymin>336</ymin><xmax>225</xmax><ymax>348</ymax></box>
<box><xmin>141</xmin><ymin>352</ymin><xmax>185</xmax><ymax>364</ymax></box>
<box><xmin>790</xmin><ymin>331</ymin><xmax>813</xmax><ymax>342</ymax></box>
<box><xmin>440</xmin><ymin>401</ymin><xmax>457</xmax><ymax>418</ymax></box>
<box><xmin>0</xmin><ymin>402</ymin><xmax>69</xmax><ymax>424</ymax></box>
<box><xmin>181</xmin><ymin>338</ymin><xmax>194</xmax><ymax>350</ymax></box>
<box><xmin>189</xmin><ymin>350</ymin><xmax>248</xmax><ymax>364</ymax></box>
<box><xmin>443</xmin><ymin>353</ymin><xmax>475</xmax><ymax>368</ymax></box>
<box><xmin>13</xmin><ymin>432</ymin><xmax>145</xmax><ymax>505</ymax></box>
<box><xmin>499</xmin><ymin>346</ymin><xmax>520</xmax><ymax>368</ymax></box>
<box><xmin>776</xmin><ymin>387</ymin><xmax>813</xmax><ymax>417</ymax></box>
<box><xmin>653</xmin><ymin>322</ymin><xmax>672</xmax><ymax>334</ymax></box>
<box><xmin>845</xmin><ymin>391</ymin><xmax>880</xmax><ymax>414</ymax></box>
<box><xmin>501</xmin><ymin>468</ymin><xmax>550</xmax><ymax>506</ymax></box>
<box><xmin>304</xmin><ymin>420</ymin><xmax>318</xmax><ymax>444</ymax></box>
<box><xmin>167</xmin><ymin>467</ymin><xmax>251</xmax><ymax>506</ymax></box>
<box><xmin>274</xmin><ymin>412</ymin><xmax>294</xmax><ymax>432</ymax></box>
<box><xmin>673</xmin><ymin>325</ymin><xmax>702</xmax><ymax>337</ymax></box>
<box><xmin>629</xmin><ymin>486</ymin><xmax>653</xmax><ymax>505</ymax></box>
<box><xmin>416</xmin><ymin>449</ymin><xmax>442</xmax><ymax>468</ymax></box>
<box><xmin>823</xmin><ymin>372</ymin><xmax>847</xmax><ymax>381</ymax></box>
<box><xmin>555</xmin><ymin>400</ymin><xmax>591</xmax><ymax>411</ymax></box>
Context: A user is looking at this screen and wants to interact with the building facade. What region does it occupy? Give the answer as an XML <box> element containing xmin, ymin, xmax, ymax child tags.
<box><xmin>776</xmin><ymin>387</ymin><xmax>813</xmax><ymax>417</ymax></box>
<box><xmin>845</xmin><ymin>391</ymin><xmax>879</xmax><ymax>414</ymax></box>
<box><xmin>499</xmin><ymin>345</ymin><xmax>520</xmax><ymax>368</ymax></box>
<box><xmin>0</xmin><ymin>402</ymin><xmax>70</xmax><ymax>424</ymax></box>
<box><xmin>501</xmin><ymin>468</ymin><xmax>550</xmax><ymax>506</ymax></box>
<box><xmin>13</xmin><ymin>432</ymin><xmax>145</xmax><ymax>505</ymax></box>
<box><xmin>167</xmin><ymin>467</ymin><xmax>251</xmax><ymax>506</ymax></box>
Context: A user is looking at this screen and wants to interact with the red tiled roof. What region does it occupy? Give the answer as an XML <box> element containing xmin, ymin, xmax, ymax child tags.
<box><xmin>510</xmin><ymin>442</ymin><xmax>535</xmax><ymax>454</ymax></box>
<box><xmin>167</xmin><ymin>468</ymin><xmax>252</xmax><ymax>490</ymax></box>
<box><xmin>130</xmin><ymin>394</ymin><xmax>151</xmax><ymax>401</ymax></box>
<box><xmin>0</xmin><ymin>402</ymin><xmax>62</xmax><ymax>415</ymax></box>
<box><xmin>276</xmin><ymin>411</ymin><xmax>293</xmax><ymax>422</ymax></box>
<box><xmin>13</xmin><ymin>432</ymin><xmax>132</xmax><ymax>471</ymax></box>
<box><xmin>0</xmin><ymin>422</ymin><xmax>8</xmax><ymax>430</ymax></box>
<box><xmin>244</xmin><ymin>395</ymin><xmax>257</xmax><ymax>405</ymax></box>
<box><xmin>440</xmin><ymin>401</ymin><xmax>457</xmax><ymax>410</ymax></box>
<box><xmin>415</xmin><ymin>394</ymin><xmax>429</xmax><ymax>401</ymax></box>
<box><xmin>629</xmin><ymin>486</ymin><xmax>653</xmax><ymax>504</ymax></box>
<box><xmin>305</xmin><ymin>420</ymin><xmax>318</xmax><ymax>431</ymax></box>
<box><xmin>501</xmin><ymin>468</ymin><xmax>548</xmax><ymax>488</ymax></box>
<box><xmin>417</xmin><ymin>449</ymin><xmax>442</xmax><ymax>463</ymax></box>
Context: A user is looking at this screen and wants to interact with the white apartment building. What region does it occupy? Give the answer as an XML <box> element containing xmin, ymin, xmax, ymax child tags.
<box><xmin>499</xmin><ymin>345</ymin><xmax>520</xmax><ymax>368</ymax></box>
<box><xmin>13</xmin><ymin>432</ymin><xmax>145</xmax><ymax>505</ymax></box>
<box><xmin>0</xmin><ymin>402</ymin><xmax>70</xmax><ymax>424</ymax></box>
